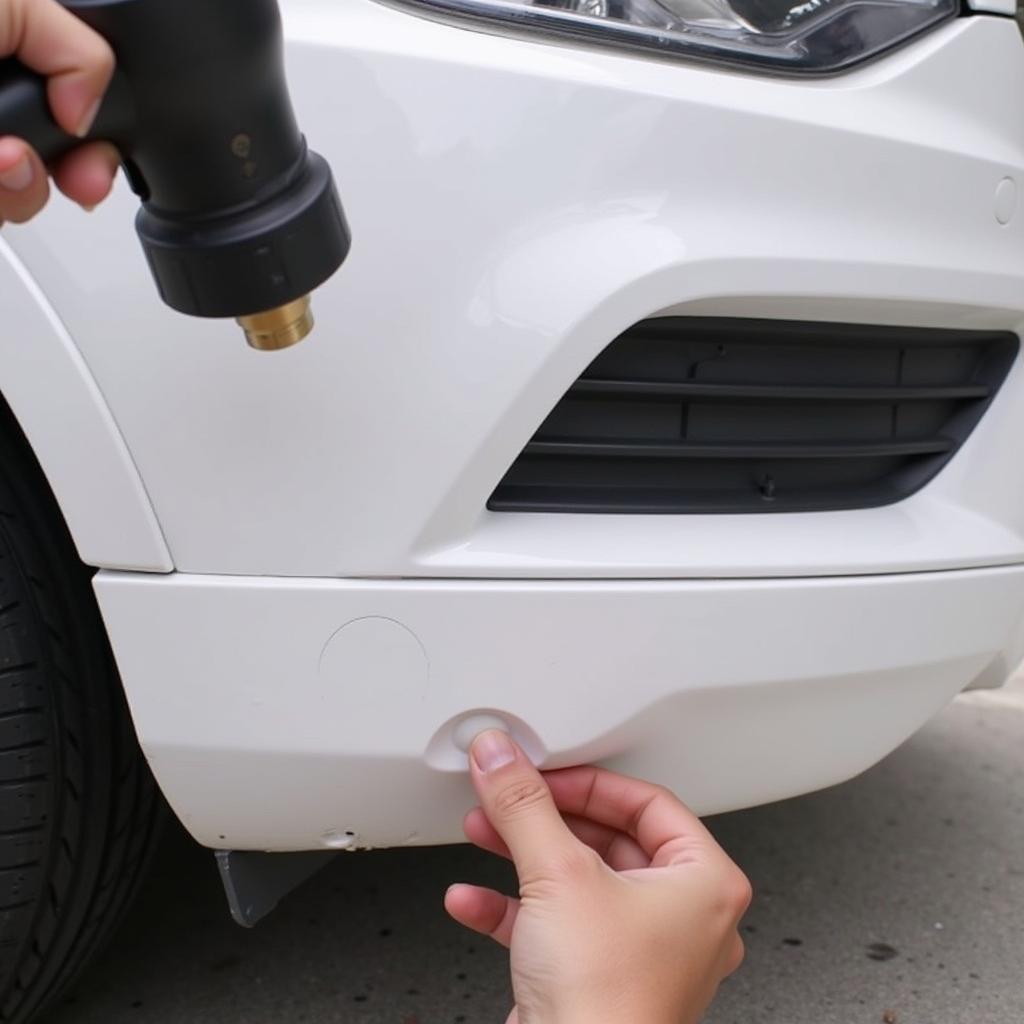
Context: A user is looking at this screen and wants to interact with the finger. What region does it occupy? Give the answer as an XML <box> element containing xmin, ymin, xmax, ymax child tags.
<box><xmin>464</xmin><ymin>805</ymin><xmax>649</xmax><ymax>872</ymax></box>
<box><xmin>564</xmin><ymin>814</ymin><xmax>650</xmax><ymax>871</ymax></box>
<box><xmin>463</xmin><ymin>805</ymin><xmax>509</xmax><ymax>857</ymax></box>
<box><xmin>468</xmin><ymin>731</ymin><xmax>580</xmax><ymax>883</ymax></box>
<box><xmin>1</xmin><ymin>0</ymin><xmax>115</xmax><ymax>137</ymax></box>
<box><xmin>0</xmin><ymin>137</ymin><xmax>49</xmax><ymax>223</ymax></box>
<box><xmin>543</xmin><ymin>765</ymin><xmax>720</xmax><ymax>865</ymax></box>
<box><xmin>444</xmin><ymin>883</ymin><xmax>519</xmax><ymax>948</ymax></box>
<box><xmin>505</xmin><ymin>1009</ymin><xmax>519</xmax><ymax>1024</ymax></box>
<box><xmin>52</xmin><ymin>141</ymin><xmax>119</xmax><ymax>208</ymax></box>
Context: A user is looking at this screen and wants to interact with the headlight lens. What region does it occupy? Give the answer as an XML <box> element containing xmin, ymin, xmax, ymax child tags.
<box><xmin>405</xmin><ymin>0</ymin><xmax>958</xmax><ymax>73</ymax></box>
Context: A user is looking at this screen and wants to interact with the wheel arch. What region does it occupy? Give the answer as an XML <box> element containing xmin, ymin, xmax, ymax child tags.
<box><xmin>0</xmin><ymin>238</ymin><xmax>172</xmax><ymax>572</ymax></box>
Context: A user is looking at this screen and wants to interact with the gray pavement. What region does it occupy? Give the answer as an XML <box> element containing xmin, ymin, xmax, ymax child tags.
<box><xmin>42</xmin><ymin>679</ymin><xmax>1024</xmax><ymax>1024</ymax></box>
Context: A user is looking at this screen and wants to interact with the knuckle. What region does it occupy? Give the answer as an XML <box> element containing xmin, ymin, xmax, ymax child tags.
<box><xmin>492</xmin><ymin>778</ymin><xmax>550</xmax><ymax>818</ymax></box>
<box><xmin>77</xmin><ymin>28</ymin><xmax>115</xmax><ymax>80</ymax></box>
<box><xmin>701</xmin><ymin>864</ymin><xmax>752</xmax><ymax>922</ymax></box>
<box><xmin>83</xmin><ymin>36</ymin><xmax>115</xmax><ymax>82</ymax></box>
<box><xmin>553</xmin><ymin>842</ymin><xmax>602</xmax><ymax>878</ymax></box>
<box><xmin>723</xmin><ymin>868</ymin><xmax>754</xmax><ymax>918</ymax></box>
<box><xmin>521</xmin><ymin>845</ymin><xmax>599</xmax><ymax>893</ymax></box>
<box><xmin>4</xmin><ymin>200</ymin><xmax>42</xmax><ymax>224</ymax></box>
<box><xmin>727</xmin><ymin>935</ymin><xmax>747</xmax><ymax>975</ymax></box>
<box><xmin>95</xmin><ymin>42</ymin><xmax>115</xmax><ymax>79</ymax></box>
<box><xmin>648</xmin><ymin>782</ymin><xmax>675</xmax><ymax>806</ymax></box>
<box><xmin>652</xmin><ymin>783</ymin><xmax>675</xmax><ymax>802</ymax></box>
<box><xmin>518</xmin><ymin>874</ymin><xmax>561</xmax><ymax>901</ymax></box>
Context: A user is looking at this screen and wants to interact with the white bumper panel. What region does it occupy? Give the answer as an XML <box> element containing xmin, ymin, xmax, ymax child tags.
<box><xmin>96</xmin><ymin>565</ymin><xmax>1024</xmax><ymax>850</ymax></box>
<box><xmin>7</xmin><ymin>11</ymin><xmax>1024</xmax><ymax>578</ymax></box>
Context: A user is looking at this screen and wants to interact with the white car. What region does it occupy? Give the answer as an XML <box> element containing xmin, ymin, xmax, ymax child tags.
<box><xmin>2</xmin><ymin>0</ymin><xmax>1023</xmax><ymax>1018</ymax></box>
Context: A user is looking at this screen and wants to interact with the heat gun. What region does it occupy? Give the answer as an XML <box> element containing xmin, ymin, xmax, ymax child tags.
<box><xmin>0</xmin><ymin>0</ymin><xmax>350</xmax><ymax>350</ymax></box>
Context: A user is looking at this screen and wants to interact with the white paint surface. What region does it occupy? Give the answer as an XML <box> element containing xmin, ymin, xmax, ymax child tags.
<box><xmin>0</xmin><ymin>242</ymin><xmax>171</xmax><ymax>571</ymax></box>
<box><xmin>966</xmin><ymin>0</ymin><xmax>1016</xmax><ymax>14</ymax></box>
<box><xmin>95</xmin><ymin>566</ymin><xmax>1024</xmax><ymax>850</ymax></box>
<box><xmin>4</xmin><ymin>3</ymin><xmax>1024</xmax><ymax>851</ymax></box>
<box><xmin>4</xmin><ymin>11</ymin><xmax>1024</xmax><ymax>579</ymax></box>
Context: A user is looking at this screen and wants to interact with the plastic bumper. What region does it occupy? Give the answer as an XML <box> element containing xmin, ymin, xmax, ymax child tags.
<box><xmin>96</xmin><ymin>565</ymin><xmax>1024</xmax><ymax>851</ymax></box>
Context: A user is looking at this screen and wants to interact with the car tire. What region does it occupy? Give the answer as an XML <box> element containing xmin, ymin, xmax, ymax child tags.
<box><xmin>0</xmin><ymin>399</ymin><xmax>163</xmax><ymax>1023</ymax></box>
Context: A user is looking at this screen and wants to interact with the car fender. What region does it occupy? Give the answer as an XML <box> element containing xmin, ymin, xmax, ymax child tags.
<box><xmin>0</xmin><ymin>238</ymin><xmax>171</xmax><ymax>572</ymax></box>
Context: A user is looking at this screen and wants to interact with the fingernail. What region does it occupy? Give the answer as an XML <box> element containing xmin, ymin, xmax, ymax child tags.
<box><xmin>0</xmin><ymin>157</ymin><xmax>33</xmax><ymax>192</ymax></box>
<box><xmin>75</xmin><ymin>98</ymin><xmax>102</xmax><ymax>139</ymax></box>
<box><xmin>471</xmin><ymin>729</ymin><xmax>516</xmax><ymax>773</ymax></box>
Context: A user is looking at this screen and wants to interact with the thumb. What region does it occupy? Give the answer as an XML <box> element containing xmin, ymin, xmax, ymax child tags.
<box><xmin>469</xmin><ymin>730</ymin><xmax>577</xmax><ymax>883</ymax></box>
<box><xmin>2</xmin><ymin>0</ymin><xmax>115</xmax><ymax>138</ymax></box>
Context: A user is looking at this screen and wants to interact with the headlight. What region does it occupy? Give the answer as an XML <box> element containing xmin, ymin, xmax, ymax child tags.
<box><xmin>402</xmin><ymin>0</ymin><xmax>959</xmax><ymax>73</ymax></box>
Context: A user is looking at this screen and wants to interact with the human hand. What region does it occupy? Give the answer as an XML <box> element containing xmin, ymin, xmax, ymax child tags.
<box><xmin>0</xmin><ymin>0</ymin><xmax>119</xmax><ymax>224</ymax></box>
<box><xmin>445</xmin><ymin>731</ymin><xmax>751</xmax><ymax>1024</ymax></box>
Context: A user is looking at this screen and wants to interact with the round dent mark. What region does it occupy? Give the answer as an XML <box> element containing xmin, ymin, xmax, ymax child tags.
<box><xmin>319</xmin><ymin>617</ymin><xmax>429</xmax><ymax>712</ymax></box>
<box><xmin>425</xmin><ymin>710</ymin><xmax>546</xmax><ymax>772</ymax></box>
<box><xmin>452</xmin><ymin>713</ymin><xmax>511</xmax><ymax>752</ymax></box>
<box><xmin>994</xmin><ymin>177</ymin><xmax>1017</xmax><ymax>226</ymax></box>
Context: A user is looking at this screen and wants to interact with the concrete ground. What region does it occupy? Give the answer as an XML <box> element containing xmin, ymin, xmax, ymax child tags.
<box><xmin>41</xmin><ymin>678</ymin><xmax>1024</xmax><ymax>1024</ymax></box>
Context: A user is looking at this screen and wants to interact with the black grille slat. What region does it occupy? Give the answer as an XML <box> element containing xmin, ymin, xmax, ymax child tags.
<box><xmin>491</xmin><ymin>483</ymin><xmax>901</xmax><ymax>515</ymax></box>
<box><xmin>525</xmin><ymin>438</ymin><xmax>956</xmax><ymax>460</ymax></box>
<box><xmin>489</xmin><ymin>317</ymin><xmax>1018</xmax><ymax>515</ymax></box>
<box><xmin>570</xmin><ymin>379</ymin><xmax>991</xmax><ymax>403</ymax></box>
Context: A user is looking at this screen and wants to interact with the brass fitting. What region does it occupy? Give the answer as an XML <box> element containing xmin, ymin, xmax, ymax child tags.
<box><xmin>237</xmin><ymin>296</ymin><xmax>314</xmax><ymax>351</ymax></box>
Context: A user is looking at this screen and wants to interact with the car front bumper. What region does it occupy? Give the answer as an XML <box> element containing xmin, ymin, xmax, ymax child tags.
<box><xmin>96</xmin><ymin>564</ymin><xmax>1024</xmax><ymax>850</ymax></box>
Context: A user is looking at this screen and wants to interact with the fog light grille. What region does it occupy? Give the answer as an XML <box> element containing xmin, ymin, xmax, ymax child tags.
<box><xmin>488</xmin><ymin>318</ymin><xmax>1018</xmax><ymax>514</ymax></box>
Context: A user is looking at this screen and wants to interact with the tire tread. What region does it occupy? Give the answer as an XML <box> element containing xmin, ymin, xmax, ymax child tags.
<box><xmin>0</xmin><ymin>399</ymin><xmax>163</xmax><ymax>1023</ymax></box>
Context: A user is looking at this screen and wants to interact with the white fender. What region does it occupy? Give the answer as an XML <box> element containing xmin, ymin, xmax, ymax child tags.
<box><xmin>0</xmin><ymin>238</ymin><xmax>171</xmax><ymax>572</ymax></box>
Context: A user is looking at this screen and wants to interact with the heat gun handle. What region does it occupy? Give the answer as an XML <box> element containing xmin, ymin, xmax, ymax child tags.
<box><xmin>0</xmin><ymin>60</ymin><xmax>133</xmax><ymax>165</ymax></box>
<box><xmin>0</xmin><ymin>63</ymin><xmax>79</xmax><ymax>164</ymax></box>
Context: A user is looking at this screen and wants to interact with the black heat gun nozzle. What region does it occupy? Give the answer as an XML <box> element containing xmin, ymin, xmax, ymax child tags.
<box><xmin>0</xmin><ymin>0</ymin><xmax>351</xmax><ymax>350</ymax></box>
